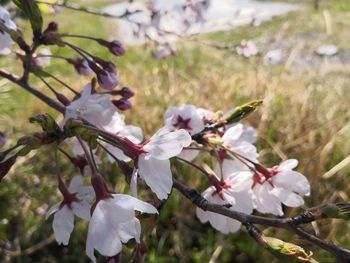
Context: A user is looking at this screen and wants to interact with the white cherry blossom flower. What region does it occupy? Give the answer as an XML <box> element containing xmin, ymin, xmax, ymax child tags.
<box><xmin>164</xmin><ymin>104</ymin><xmax>204</xmax><ymax>162</ymax></box>
<box><xmin>219</xmin><ymin>123</ymin><xmax>259</xmax><ymax>174</ymax></box>
<box><xmin>196</xmin><ymin>171</ymin><xmax>253</xmax><ymax>234</ymax></box>
<box><xmin>86</xmin><ymin>194</ymin><xmax>158</xmax><ymax>262</ymax></box>
<box><xmin>236</xmin><ymin>40</ymin><xmax>258</xmax><ymax>58</ymax></box>
<box><xmin>136</xmin><ymin>127</ymin><xmax>192</xmax><ymax>199</ymax></box>
<box><xmin>103</xmin><ymin>113</ymin><xmax>143</xmax><ymax>162</ymax></box>
<box><xmin>46</xmin><ymin>175</ymin><xmax>95</xmax><ymax>245</ymax></box>
<box><xmin>63</xmin><ymin>83</ymin><xmax>116</xmax><ymax>127</ymax></box>
<box><xmin>0</xmin><ymin>5</ymin><xmax>17</xmax><ymax>55</ymax></box>
<box><xmin>251</xmin><ymin>159</ymin><xmax>310</xmax><ymax>216</ymax></box>
<box><xmin>164</xmin><ymin>104</ymin><xmax>204</xmax><ymax>135</ymax></box>
<box><xmin>264</xmin><ymin>49</ymin><xmax>283</xmax><ymax>66</ymax></box>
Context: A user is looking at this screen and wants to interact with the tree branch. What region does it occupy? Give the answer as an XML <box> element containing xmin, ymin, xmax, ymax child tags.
<box><xmin>0</xmin><ymin>69</ymin><xmax>65</xmax><ymax>114</ymax></box>
<box><xmin>36</xmin><ymin>0</ymin><xmax>141</xmax><ymax>19</ymax></box>
<box><xmin>172</xmin><ymin>178</ymin><xmax>350</xmax><ymax>260</ymax></box>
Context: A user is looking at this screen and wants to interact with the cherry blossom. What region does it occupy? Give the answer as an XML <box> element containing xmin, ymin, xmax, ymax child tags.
<box><xmin>236</xmin><ymin>40</ymin><xmax>258</xmax><ymax>58</ymax></box>
<box><xmin>196</xmin><ymin>171</ymin><xmax>253</xmax><ymax>234</ymax></box>
<box><xmin>252</xmin><ymin>159</ymin><xmax>310</xmax><ymax>216</ymax></box>
<box><xmin>46</xmin><ymin>175</ymin><xmax>95</xmax><ymax>245</ymax></box>
<box><xmin>63</xmin><ymin>83</ymin><xmax>116</xmax><ymax>127</ymax></box>
<box><xmin>103</xmin><ymin>113</ymin><xmax>143</xmax><ymax>162</ymax></box>
<box><xmin>136</xmin><ymin>127</ymin><xmax>192</xmax><ymax>199</ymax></box>
<box><xmin>0</xmin><ymin>5</ymin><xmax>17</xmax><ymax>55</ymax></box>
<box><xmin>164</xmin><ymin>104</ymin><xmax>205</xmax><ymax>135</ymax></box>
<box><xmin>86</xmin><ymin>194</ymin><xmax>158</xmax><ymax>262</ymax></box>
<box><xmin>264</xmin><ymin>49</ymin><xmax>283</xmax><ymax>66</ymax></box>
<box><xmin>219</xmin><ymin>123</ymin><xmax>259</xmax><ymax>174</ymax></box>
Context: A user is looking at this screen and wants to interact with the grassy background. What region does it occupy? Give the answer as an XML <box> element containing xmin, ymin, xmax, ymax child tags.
<box><xmin>0</xmin><ymin>0</ymin><xmax>350</xmax><ymax>262</ymax></box>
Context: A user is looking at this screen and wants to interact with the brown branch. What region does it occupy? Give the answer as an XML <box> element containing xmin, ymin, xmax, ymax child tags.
<box><xmin>172</xmin><ymin>178</ymin><xmax>350</xmax><ymax>260</ymax></box>
<box><xmin>36</xmin><ymin>0</ymin><xmax>141</xmax><ymax>19</ymax></box>
<box><xmin>0</xmin><ymin>69</ymin><xmax>65</xmax><ymax>114</ymax></box>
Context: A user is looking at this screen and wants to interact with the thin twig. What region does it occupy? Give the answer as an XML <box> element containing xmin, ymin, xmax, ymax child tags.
<box><xmin>0</xmin><ymin>68</ymin><xmax>65</xmax><ymax>113</ymax></box>
<box><xmin>36</xmin><ymin>0</ymin><xmax>141</xmax><ymax>19</ymax></box>
<box><xmin>172</xmin><ymin>178</ymin><xmax>350</xmax><ymax>260</ymax></box>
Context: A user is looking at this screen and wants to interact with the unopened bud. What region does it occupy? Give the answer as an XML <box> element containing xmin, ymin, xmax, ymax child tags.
<box><xmin>222</xmin><ymin>100</ymin><xmax>263</xmax><ymax>124</ymax></box>
<box><xmin>318</xmin><ymin>203</ymin><xmax>350</xmax><ymax>221</ymax></box>
<box><xmin>112</xmin><ymin>99</ymin><xmax>132</xmax><ymax>111</ymax></box>
<box><xmin>96</xmin><ymin>39</ymin><xmax>125</xmax><ymax>56</ymax></box>
<box><xmin>29</xmin><ymin>114</ymin><xmax>61</xmax><ymax>134</ymax></box>
<box><xmin>67</xmin><ymin>58</ymin><xmax>93</xmax><ymax>76</ymax></box>
<box><xmin>119</xmin><ymin>87</ymin><xmax>134</xmax><ymax>99</ymax></box>
<box><xmin>264</xmin><ymin>237</ymin><xmax>314</xmax><ymax>262</ymax></box>
<box><xmin>88</xmin><ymin>60</ymin><xmax>118</xmax><ymax>90</ymax></box>
<box><xmin>41</xmin><ymin>22</ymin><xmax>61</xmax><ymax>45</ymax></box>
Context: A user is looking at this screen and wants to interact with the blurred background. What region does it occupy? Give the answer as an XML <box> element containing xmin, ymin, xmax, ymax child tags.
<box><xmin>0</xmin><ymin>0</ymin><xmax>350</xmax><ymax>262</ymax></box>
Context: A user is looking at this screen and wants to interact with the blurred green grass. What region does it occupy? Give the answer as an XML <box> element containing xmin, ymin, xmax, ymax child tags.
<box><xmin>0</xmin><ymin>0</ymin><xmax>350</xmax><ymax>262</ymax></box>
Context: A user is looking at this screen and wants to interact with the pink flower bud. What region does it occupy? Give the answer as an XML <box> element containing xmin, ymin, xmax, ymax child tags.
<box><xmin>112</xmin><ymin>99</ymin><xmax>132</xmax><ymax>111</ymax></box>
<box><xmin>96</xmin><ymin>39</ymin><xmax>125</xmax><ymax>56</ymax></box>
<box><xmin>88</xmin><ymin>58</ymin><xmax>119</xmax><ymax>90</ymax></box>
<box><xmin>119</xmin><ymin>87</ymin><xmax>134</xmax><ymax>99</ymax></box>
<box><xmin>67</xmin><ymin>58</ymin><xmax>93</xmax><ymax>76</ymax></box>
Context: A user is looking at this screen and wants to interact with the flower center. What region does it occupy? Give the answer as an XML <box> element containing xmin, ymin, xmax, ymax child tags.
<box><xmin>173</xmin><ymin>115</ymin><xmax>192</xmax><ymax>130</ymax></box>
<box><xmin>252</xmin><ymin>166</ymin><xmax>280</xmax><ymax>188</ymax></box>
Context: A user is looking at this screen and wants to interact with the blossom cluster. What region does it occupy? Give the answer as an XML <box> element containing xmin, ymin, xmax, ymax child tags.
<box><xmin>48</xmin><ymin>82</ymin><xmax>310</xmax><ymax>261</ymax></box>
<box><xmin>0</xmin><ymin>2</ymin><xmax>311</xmax><ymax>262</ymax></box>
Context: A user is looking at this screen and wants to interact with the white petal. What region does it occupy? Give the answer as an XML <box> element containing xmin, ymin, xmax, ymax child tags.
<box><xmin>45</xmin><ymin>203</ymin><xmax>60</xmax><ymax>220</ymax></box>
<box><xmin>112</xmin><ymin>194</ymin><xmax>158</xmax><ymax>214</ymax></box>
<box><xmin>144</xmin><ymin>128</ymin><xmax>192</xmax><ymax>160</ymax></box>
<box><xmin>177</xmin><ymin>149</ymin><xmax>198</xmax><ymax>162</ymax></box>
<box><xmin>273</xmin><ymin>170</ymin><xmax>310</xmax><ymax>196</ymax></box>
<box><xmin>118</xmin><ymin>217</ymin><xmax>141</xmax><ymax>243</ymax></box>
<box><xmin>279</xmin><ymin>159</ymin><xmax>298</xmax><ymax>171</ymax></box>
<box><xmin>72</xmin><ymin>201</ymin><xmax>91</xmax><ymax>221</ymax></box>
<box><xmin>270</xmin><ymin>187</ymin><xmax>304</xmax><ymax>207</ymax></box>
<box><xmin>68</xmin><ymin>175</ymin><xmax>84</xmax><ymax>193</ymax></box>
<box><xmin>241</xmin><ymin>125</ymin><xmax>257</xmax><ymax>144</ymax></box>
<box><xmin>130</xmin><ymin>169</ymin><xmax>138</xmax><ymax>197</ymax></box>
<box><xmin>106</xmin><ymin>144</ymin><xmax>131</xmax><ymax>162</ymax></box>
<box><xmin>138</xmin><ymin>156</ymin><xmax>172</xmax><ymax>199</ymax></box>
<box><xmin>222</xmin><ymin>124</ymin><xmax>244</xmax><ymax>146</ymax></box>
<box><xmin>253</xmin><ymin>183</ymin><xmax>283</xmax><ymax>216</ymax></box>
<box><xmin>53</xmin><ymin>206</ymin><xmax>75</xmax><ymax>245</ymax></box>
<box><xmin>86</xmin><ymin>201</ymin><xmax>126</xmax><ymax>259</ymax></box>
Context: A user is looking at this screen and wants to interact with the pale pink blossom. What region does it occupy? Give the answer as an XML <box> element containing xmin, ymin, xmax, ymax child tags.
<box><xmin>103</xmin><ymin>113</ymin><xmax>143</xmax><ymax>162</ymax></box>
<box><xmin>164</xmin><ymin>104</ymin><xmax>205</xmax><ymax>135</ymax></box>
<box><xmin>0</xmin><ymin>5</ymin><xmax>16</xmax><ymax>55</ymax></box>
<box><xmin>46</xmin><ymin>175</ymin><xmax>95</xmax><ymax>245</ymax></box>
<box><xmin>136</xmin><ymin>128</ymin><xmax>192</xmax><ymax>199</ymax></box>
<box><xmin>236</xmin><ymin>40</ymin><xmax>258</xmax><ymax>58</ymax></box>
<box><xmin>196</xmin><ymin>171</ymin><xmax>253</xmax><ymax>234</ymax></box>
<box><xmin>251</xmin><ymin>159</ymin><xmax>310</xmax><ymax>216</ymax></box>
<box><xmin>219</xmin><ymin>123</ymin><xmax>259</xmax><ymax>174</ymax></box>
<box><xmin>264</xmin><ymin>49</ymin><xmax>283</xmax><ymax>66</ymax></box>
<box><xmin>63</xmin><ymin>83</ymin><xmax>116</xmax><ymax>127</ymax></box>
<box><xmin>86</xmin><ymin>194</ymin><xmax>157</xmax><ymax>262</ymax></box>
